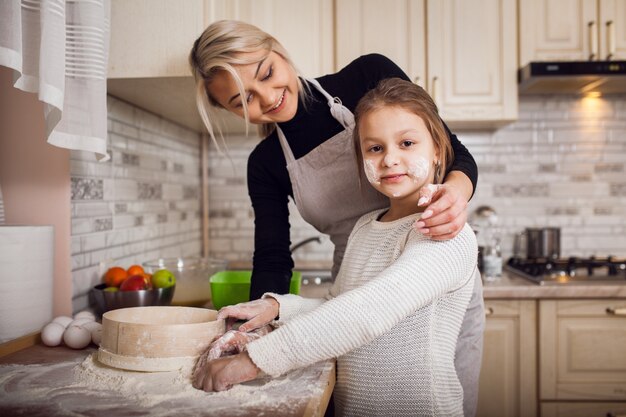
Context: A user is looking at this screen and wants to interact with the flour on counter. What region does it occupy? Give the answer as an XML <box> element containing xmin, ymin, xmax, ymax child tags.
<box><xmin>0</xmin><ymin>353</ymin><xmax>328</xmax><ymax>417</ymax></box>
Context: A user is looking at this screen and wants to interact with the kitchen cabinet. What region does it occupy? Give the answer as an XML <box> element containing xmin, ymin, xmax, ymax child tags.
<box><xmin>519</xmin><ymin>0</ymin><xmax>626</xmax><ymax>66</ymax></box>
<box><xmin>541</xmin><ymin>402</ymin><xmax>626</xmax><ymax>417</ymax></box>
<box><xmin>107</xmin><ymin>0</ymin><xmax>333</xmax><ymax>132</ymax></box>
<box><xmin>107</xmin><ymin>0</ymin><xmax>220</xmax><ymax>131</ymax></box>
<box><xmin>476</xmin><ymin>300</ymin><xmax>537</xmax><ymax>417</ymax></box>
<box><xmin>335</xmin><ymin>0</ymin><xmax>518</xmax><ymax>129</ymax></box>
<box><xmin>108</xmin><ymin>0</ymin><xmax>207</xmax><ymax>79</ymax></box>
<box><xmin>335</xmin><ymin>0</ymin><xmax>427</xmax><ymax>88</ymax></box>
<box><xmin>215</xmin><ymin>0</ymin><xmax>333</xmax><ymax>79</ymax></box>
<box><xmin>109</xmin><ymin>0</ymin><xmax>332</xmax><ymax>79</ymax></box>
<box><xmin>539</xmin><ymin>299</ymin><xmax>626</xmax><ymax>408</ymax></box>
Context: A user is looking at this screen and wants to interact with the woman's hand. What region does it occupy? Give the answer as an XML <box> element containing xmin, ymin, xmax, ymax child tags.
<box><xmin>217</xmin><ymin>298</ymin><xmax>279</xmax><ymax>332</ymax></box>
<box><xmin>192</xmin><ymin>351</ymin><xmax>260</xmax><ymax>392</ymax></box>
<box><xmin>414</xmin><ymin>182</ymin><xmax>468</xmax><ymax>241</ymax></box>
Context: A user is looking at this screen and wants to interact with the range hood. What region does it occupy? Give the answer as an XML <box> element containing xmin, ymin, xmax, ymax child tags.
<box><xmin>518</xmin><ymin>61</ymin><xmax>626</xmax><ymax>95</ymax></box>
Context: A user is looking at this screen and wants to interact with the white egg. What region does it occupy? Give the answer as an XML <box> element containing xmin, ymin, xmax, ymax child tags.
<box><xmin>63</xmin><ymin>325</ymin><xmax>92</xmax><ymax>349</ymax></box>
<box><xmin>81</xmin><ymin>321</ymin><xmax>101</xmax><ymax>332</ymax></box>
<box><xmin>81</xmin><ymin>320</ymin><xmax>102</xmax><ymax>344</ymax></box>
<box><xmin>69</xmin><ymin>318</ymin><xmax>94</xmax><ymax>327</ymax></box>
<box><xmin>41</xmin><ymin>322</ymin><xmax>65</xmax><ymax>347</ymax></box>
<box><xmin>85</xmin><ymin>322</ymin><xmax>103</xmax><ymax>346</ymax></box>
<box><xmin>52</xmin><ymin>316</ymin><xmax>73</xmax><ymax>328</ymax></box>
<box><xmin>74</xmin><ymin>310</ymin><xmax>96</xmax><ymax>322</ymax></box>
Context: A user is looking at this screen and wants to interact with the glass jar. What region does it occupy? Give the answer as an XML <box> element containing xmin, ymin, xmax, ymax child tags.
<box><xmin>143</xmin><ymin>257</ymin><xmax>227</xmax><ymax>306</ymax></box>
<box><xmin>482</xmin><ymin>236</ymin><xmax>502</xmax><ymax>282</ymax></box>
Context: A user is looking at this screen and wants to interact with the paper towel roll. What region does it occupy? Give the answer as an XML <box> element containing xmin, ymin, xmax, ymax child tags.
<box><xmin>0</xmin><ymin>225</ymin><xmax>54</xmax><ymax>343</ymax></box>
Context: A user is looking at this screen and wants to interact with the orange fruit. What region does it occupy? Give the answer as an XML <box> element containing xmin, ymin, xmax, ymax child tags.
<box><xmin>104</xmin><ymin>267</ymin><xmax>128</xmax><ymax>287</ymax></box>
<box><xmin>127</xmin><ymin>265</ymin><xmax>144</xmax><ymax>276</ymax></box>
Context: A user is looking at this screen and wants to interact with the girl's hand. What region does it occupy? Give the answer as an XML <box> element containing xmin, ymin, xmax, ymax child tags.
<box><xmin>199</xmin><ymin>325</ymin><xmax>273</xmax><ymax>363</ymax></box>
<box><xmin>414</xmin><ymin>183</ymin><xmax>468</xmax><ymax>241</ymax></box>
<box><xmin>192</xmin><ymin>351</ymin><xmax>260</xmax><ymax>392</ymax></box>
<box><xmin>217</xmin><ymin>298</ymin><xmax>279</xmax><ymax>332</ymax></box>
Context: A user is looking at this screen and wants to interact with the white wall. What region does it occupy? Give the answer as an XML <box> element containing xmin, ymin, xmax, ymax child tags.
<box><xmin>0</xmin><ymin>66</ymin><xmax>74</xmax><ymax>316</ymax></box>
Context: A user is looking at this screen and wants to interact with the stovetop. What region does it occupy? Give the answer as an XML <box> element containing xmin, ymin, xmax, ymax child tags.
<box><xmin>505</xmin><ymin>256</ymin><xmax>626</xmax><ymax>285</ymax></box>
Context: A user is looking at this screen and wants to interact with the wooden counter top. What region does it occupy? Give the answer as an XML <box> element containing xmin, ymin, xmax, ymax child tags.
<box><xmin>300</xmin><ymin>271</ymin><xmax>626</xmax><ymax>300</ymax></box>
<box><xmin>483</xmin><ymin>271</ymin><xmax>626</xmax><ymax>299</ymax></box>
<box><xmin>0</xmin><ymin>344</ymin><xmax>335</xmax><ymax>417</ymax></box>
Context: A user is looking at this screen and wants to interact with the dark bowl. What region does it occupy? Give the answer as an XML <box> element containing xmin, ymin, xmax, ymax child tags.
<box><xmin>92</xmin><ymin>284</ymin><xmax>175</xmax><ymax>314</ymax></box>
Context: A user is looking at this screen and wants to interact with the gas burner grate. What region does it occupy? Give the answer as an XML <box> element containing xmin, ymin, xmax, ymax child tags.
<box><xmin>505</xmin><ymin>256</ymin><xmax>626</xmax><ymax>285</ymax></box>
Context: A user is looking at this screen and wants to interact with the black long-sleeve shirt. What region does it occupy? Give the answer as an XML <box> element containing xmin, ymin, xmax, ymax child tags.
<box><xmin>247</xmin><ymin>54</ymin><xmax>478</xmax><ymax>299</ymax></box>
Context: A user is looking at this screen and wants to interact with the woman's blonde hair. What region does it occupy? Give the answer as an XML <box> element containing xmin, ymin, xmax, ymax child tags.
<box><xmin>189</xmin><ymin>20</ymin><xmax>307</xmax><ymax>149</ymax></box>
<box><xmin>353</xmin><ymin>78</ymin><xmax>453</xmax><ymax>185</ymax></box>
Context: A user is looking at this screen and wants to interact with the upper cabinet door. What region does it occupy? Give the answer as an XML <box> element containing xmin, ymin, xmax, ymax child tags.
<box><xmin>335</xmin><ymin>0</ymin><xmax>426</xmax><ymax>87</ymax></box>
<box><xmin>599</xmin><ymin>0</ymin><xmax>626</xmax><ymax>60</ymax></box>
<box><xmin>427</xmin><ymin>0</ymin><xmax>518</xmax><ymax>127</ymax></box>
<box><xmin>519</xmin><ymin>0</ymin><xmax>626</xmax><ymax>64</ymax></box>
<box><xmin>108</xmin><ymin>0</ymin><xmax>208</xmax><ymax>78</ymax></box>
<box><xmin>335</xmin><ymin>0</ymin><xmax>517</xmax><ymax>128</ymax></box>
<box><xmin>219</xmin><ymin>0</ymin><xmax>334</xmax><ymax>78</ymax></box>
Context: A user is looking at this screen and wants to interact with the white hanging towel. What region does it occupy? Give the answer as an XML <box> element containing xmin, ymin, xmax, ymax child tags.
<box><xmin>0</xmin><ymin>0</ymin><xmax>110</xmax><ymax>161</ymax></box>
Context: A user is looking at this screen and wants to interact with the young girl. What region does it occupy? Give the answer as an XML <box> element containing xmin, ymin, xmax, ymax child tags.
<box><xmin>192</xmin><ymin>78</ymin><xmax>479</xmax><ymax>417</ymax></box>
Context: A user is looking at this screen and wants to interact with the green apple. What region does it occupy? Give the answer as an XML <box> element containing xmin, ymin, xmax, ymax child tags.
<box><xmin>151</xmin><ymin>269</ymin><xmax>176</xmax><ymax>288</ymax></box>
<box><xmin>103</xmin><ymin>286</ymin><xmax>119</xmax><ymax>292</ymax></box>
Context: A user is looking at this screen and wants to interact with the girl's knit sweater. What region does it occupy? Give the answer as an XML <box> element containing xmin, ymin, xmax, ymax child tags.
<box><xmin>246</xmin><ymin>209</ymin><xmax>478</xmax><ymax>416</ymax></box>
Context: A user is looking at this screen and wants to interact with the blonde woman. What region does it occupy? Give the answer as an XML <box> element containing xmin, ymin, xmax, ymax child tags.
<box><xmin>189</xmin><ymin>21</ymin><xmax>484</xmax><ymax>416</ymax></box>
<box><xmin>194</xmin><ymin>78</ymin><xmax>480</xmax><ymax>417</ymax></box>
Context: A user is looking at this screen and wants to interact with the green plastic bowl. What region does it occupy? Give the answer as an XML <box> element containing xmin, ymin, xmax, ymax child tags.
<box><xmin>210</xmin><ymin>270</ymin><xmax>301</xmax><ymax>310</ymax></box>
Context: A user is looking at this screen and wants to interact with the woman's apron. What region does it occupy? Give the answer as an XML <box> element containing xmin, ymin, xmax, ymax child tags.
<box><xmin>276</xmin><ymin>78</ymin><xmax>485</xmax><ymax>417</ymax></box>
<box><xmin>276</xmin><ymin>78</ymin><xmax>387</xmax><ymax>279</ymax></box>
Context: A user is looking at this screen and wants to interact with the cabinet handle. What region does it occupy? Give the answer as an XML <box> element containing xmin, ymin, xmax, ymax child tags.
<box><xmin>606</xmin><ymin>307</ymin><xmax>626</xmax><ymax>316</ymax></box>
<box><xmin>430</xmin><ymin>76</ymin><xmax>438</xmax><ymax>101</ymax></box>
<box><xmin>606</xmin><ymin>20</ymin><xmax>615</xmax><ymax>60</ymax></box>
<box><xmin>588</xmin><ymin>20</ymin><xmax>598</xmax><ymax>60</ymax></box>
<box><xmin>485</xmin><ymin>307</ymin><xmax>494</xmax><ymax>316</ymax></box>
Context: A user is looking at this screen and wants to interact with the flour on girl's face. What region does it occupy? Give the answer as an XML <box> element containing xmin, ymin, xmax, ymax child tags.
<box><xmin>364</xmin><ymin>159</ymin><xmax>380</xmax><ymax>185</ymax></box>
<box><xmin>364</xmin><ymin>155</ymin><xmax>431</xmax><ymax>187</ymax></box>
<box><xmin>407</xmin><ymin>156</ymin><xmax>430</xmax><ymax>183</ymax></box>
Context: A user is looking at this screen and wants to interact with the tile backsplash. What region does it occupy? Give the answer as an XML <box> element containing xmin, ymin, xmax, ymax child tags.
<box><xmin>6</xmin><ymin>93</ymin><xmax>623</xmax><ymax>312</ymax></box>
<box><xmin>69</xmin><ymin>97</ymin><xmax>202</xmax><ymax>311</ymax></box>
<box><xmin>467</xmin><ymin>95</ymin><xmax>626</xmax><ymax>259</ymax></box>
<box><xmin>208</xmin><ymin>94</ymin><xmax>626</xmax><ymax>264</ymax></box>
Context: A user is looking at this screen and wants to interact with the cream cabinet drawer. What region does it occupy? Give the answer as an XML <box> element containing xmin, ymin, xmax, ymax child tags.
<box><xmin>484</xmin><ymin>300</ymin><xmax>522</xmax><ymax>317</ymax></box>
<box><xmin>540</xmin><ymin>300</ymin><xmax>626</xmax><ymax>401</ymax></box>
<box><xmin>541</xmin><ymin>401</ymin><xmax>626</xmax><ymax>417</ymax></box>
<box><xmin>555</xmin><ymin>300</ymin><xmax>626</xmax><ymax>317</ymax></box>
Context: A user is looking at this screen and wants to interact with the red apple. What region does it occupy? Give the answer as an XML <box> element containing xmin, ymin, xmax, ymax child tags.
<box><xmin>120</xmin><ymin>274</ymin><xmax>149</xmax><ymax>291</ymax></box>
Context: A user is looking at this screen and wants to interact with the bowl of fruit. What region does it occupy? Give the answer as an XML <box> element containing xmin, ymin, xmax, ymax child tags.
<box><xmin>92</xmin><ymin>265</ymin><xmax>176</xmax><ymax>313</ymax></box>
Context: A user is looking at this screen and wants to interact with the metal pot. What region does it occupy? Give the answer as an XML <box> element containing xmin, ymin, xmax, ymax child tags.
<box><xmin>514</xmin><ymin>227</ymin><xmax>561</xmax><ymax>259</ymax></box>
